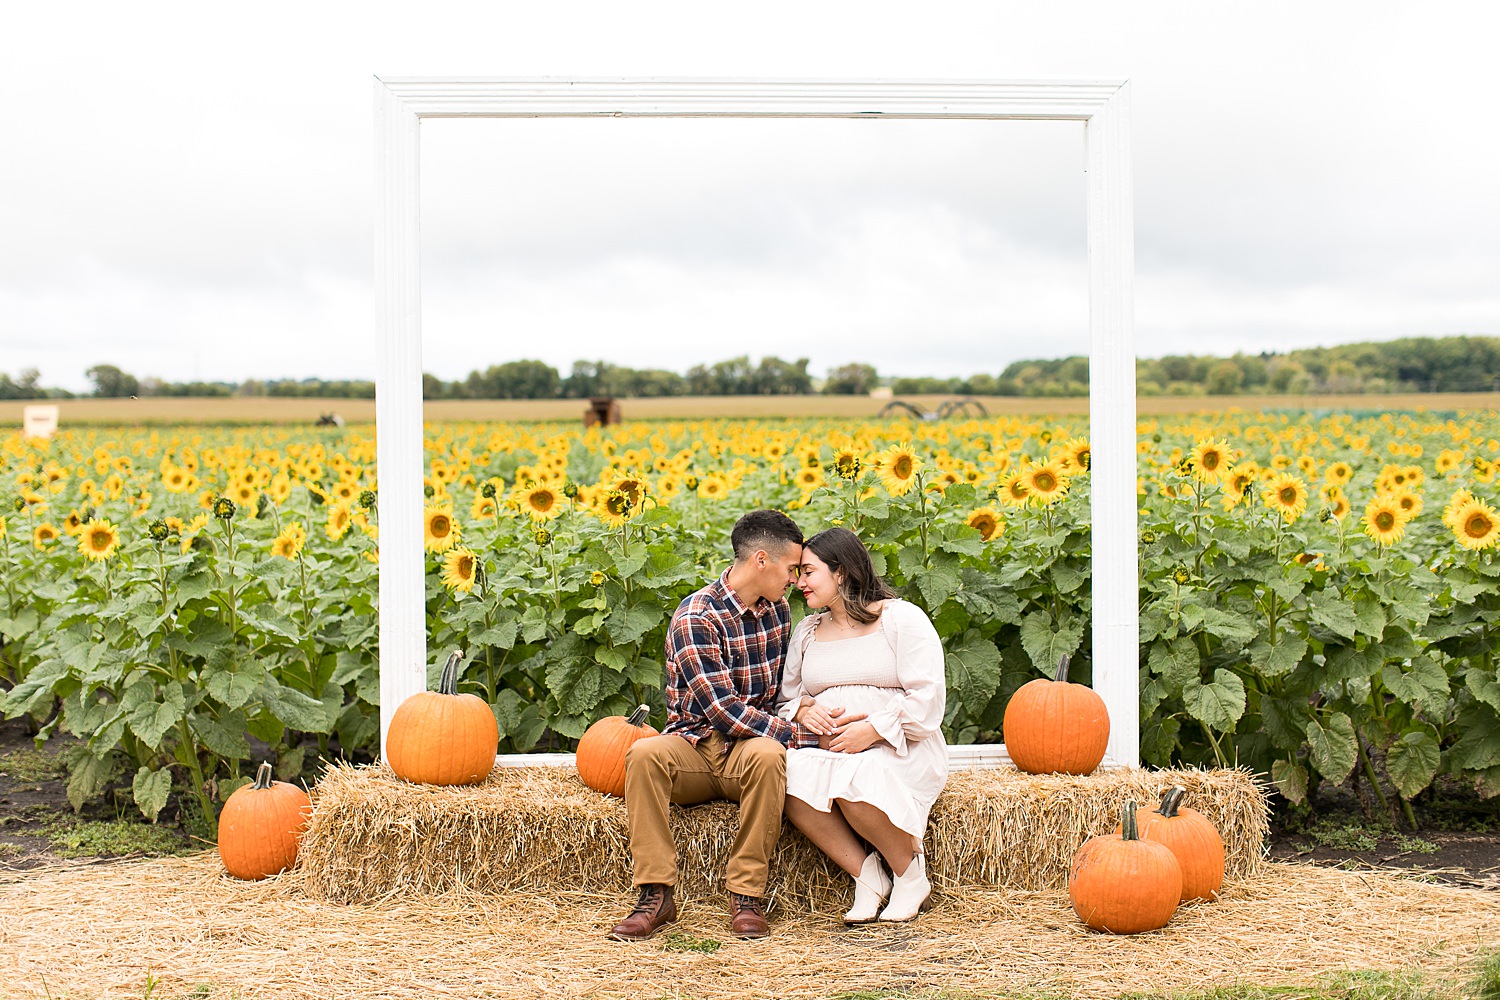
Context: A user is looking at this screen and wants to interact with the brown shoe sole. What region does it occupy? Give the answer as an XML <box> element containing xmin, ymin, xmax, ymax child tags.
<box><xmin>608</xmin><ymin>918</ymin><xmax>675</xmax><ymax>942</ymax></box>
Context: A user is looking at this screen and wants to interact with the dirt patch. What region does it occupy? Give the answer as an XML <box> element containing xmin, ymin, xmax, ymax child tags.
<box><xmin>1269</xmin><ymin>828</ymin><xmax>1500</xmax><ymax>891</ymax></box>
<box><xmin>0</xmin><ymin>718</ymin><xmax>74</xmax><ymax>867</ymax></box>
<box><xmin>0</xmin><ymin>717</ymin><xmax>193</xmax><ymax>869</ymax></box>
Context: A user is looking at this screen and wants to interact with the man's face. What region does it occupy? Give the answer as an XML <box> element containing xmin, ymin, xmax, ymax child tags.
<box><xmin>755</xmin><ymin>541</ymin><xmax>803</xmax><ymax>601</ymax></box>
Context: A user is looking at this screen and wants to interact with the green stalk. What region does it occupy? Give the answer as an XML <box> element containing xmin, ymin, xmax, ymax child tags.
<box><xmin>296</xmin><ymin>552</ymin><xmax>312</xmax><ymax>634</ymax></box>
<box><xmin>915</xmin><ymin>472</ymin><xmax>930</xmax><ymax>569</ymax></box>
<box><xmin>1355</xmin><ymin>731</ymin><xmax>1396</xmax><ymax>825</ymax></box>
<box><xmin>176</xmin><ymin>713</ymin><xmax>216</xmax><ymax>839</ymax></box>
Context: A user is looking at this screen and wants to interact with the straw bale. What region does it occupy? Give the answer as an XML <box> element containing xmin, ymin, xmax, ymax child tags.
<box><xmin>1</xmin><ymin>854</ymin><xmax>1496</xmax><ymax>1000</ymax></box>
<box><xmin>297</xmin><ymin>761</ymin><xmax>1269</xmax><ymax>907</ymax></box>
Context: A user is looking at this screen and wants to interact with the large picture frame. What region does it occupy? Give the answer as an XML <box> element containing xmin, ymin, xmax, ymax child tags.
<box><xmin>374</xmin><ymin>77</ymin><xmax>1139</xmax><ymax>767</ymax></box>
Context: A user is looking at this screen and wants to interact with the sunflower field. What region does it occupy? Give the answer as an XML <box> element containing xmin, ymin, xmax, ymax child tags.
<box><xmin>3</xmin><ymin>410</ymin><xmax>1500</xmax><ymax>834</ymax></box>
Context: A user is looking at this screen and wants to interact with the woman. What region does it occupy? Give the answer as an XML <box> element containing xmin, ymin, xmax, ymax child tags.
<box><xmin>778</xmin><ymin>527</ymin><xmax>948</xmax><ymax>923</ymax></box>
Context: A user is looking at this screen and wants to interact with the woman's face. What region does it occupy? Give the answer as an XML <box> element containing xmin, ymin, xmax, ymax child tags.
<box><xmin>797</xmin><ymin>548</ymin><xmax>842</xmax><ymax>609</ymax></box>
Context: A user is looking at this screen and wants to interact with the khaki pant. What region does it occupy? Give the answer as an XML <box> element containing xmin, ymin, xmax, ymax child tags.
<box><xmin>623</xmin><ymin>732</ymin><xmax>786</xmax><ymax>897</ymax></box>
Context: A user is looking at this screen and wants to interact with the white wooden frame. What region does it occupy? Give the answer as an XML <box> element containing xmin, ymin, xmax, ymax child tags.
<box><xmin>374</xmin><ymin>77</ymin><xmax>1139</xmax><ymax>769</ymax></box>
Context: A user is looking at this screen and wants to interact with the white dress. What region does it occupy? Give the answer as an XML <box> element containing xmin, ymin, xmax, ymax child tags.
<box><xmin>777</xmin><ymin>599</ymin><xmax>949</xmax><ymax>840</ymax></box>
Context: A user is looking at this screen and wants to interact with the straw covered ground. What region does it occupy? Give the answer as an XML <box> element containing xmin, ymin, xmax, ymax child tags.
<box><xmin>1</xmin><ymin>853</ymin><xmax>1497</xmax><ymax>999</ymax></box>
<box><xmin>298</xmin><ymin>762</ymin><xmax>1271</xmax><ymax>906</ymax></box>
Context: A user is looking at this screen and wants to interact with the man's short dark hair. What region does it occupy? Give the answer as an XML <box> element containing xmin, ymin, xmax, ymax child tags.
<box><xmin>731</xmin><ymin>509</ymin><xmax>804</xmax><ymax>561</ymax></box>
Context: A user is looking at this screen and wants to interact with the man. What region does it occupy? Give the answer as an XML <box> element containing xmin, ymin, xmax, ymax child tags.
<box><xmin>609</xmin><ymin>509</ymin><xmax>859</xmax><ymax>941</ymax></box>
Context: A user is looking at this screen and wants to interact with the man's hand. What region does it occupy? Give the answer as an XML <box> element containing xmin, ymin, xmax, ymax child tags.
<box><xmin>828</xmin><ymin>719</ymin><xmax>882</xmax><ymax>754</ymax></box>
<box><xmin>795</xmin><ymin>700</ymin><xmax>863</xmax><ymax>737</ymax></box>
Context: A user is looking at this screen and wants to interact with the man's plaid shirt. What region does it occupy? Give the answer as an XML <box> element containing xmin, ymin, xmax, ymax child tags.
<box><xmin>663</xmin><ymin>569</ymin><xmax>819</xmax><ymax>749</ymax></box>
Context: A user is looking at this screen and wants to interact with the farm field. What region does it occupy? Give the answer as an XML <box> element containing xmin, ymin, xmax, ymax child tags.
<box><xmin>3</xmin><ymin>408</ymin><xmax>1500</xmax><ymax>842</ymax></box>
<box><xmin>5</xmin><ymin>390</ymin><xmax>1500</xmax><ymax>425</ymax></box>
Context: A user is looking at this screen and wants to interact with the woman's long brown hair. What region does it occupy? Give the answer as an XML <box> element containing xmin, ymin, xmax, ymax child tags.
<box><xmin>803</xmin><ymin>527</ymin><xmax>898</xmax><ymax>624</ymax></box>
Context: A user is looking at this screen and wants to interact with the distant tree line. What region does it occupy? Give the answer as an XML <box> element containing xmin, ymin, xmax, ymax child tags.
<box><xmin>894</xmin><ymin>336</ymin><xmax>1500</xmax><ymax>398</ymax></box>
<box><xmin>8</xmin><ymin>336</ymin><xmax>1499</xmax><ymax>401</ymax></box>
<box><xmin>418</xmin><ymin>357</ymin><xmax>878</xmax><ymax>399</ymax></box>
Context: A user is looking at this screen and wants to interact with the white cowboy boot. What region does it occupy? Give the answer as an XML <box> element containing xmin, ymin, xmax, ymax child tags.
<box><xmin>843</xmin><ymin>853</ymin><xmax>892</xmax><ymax>924</ymax></box>
<box><xmin>878</xmin><ymin>850</ymin><xmax>930</xmax><ymax>921</ymax></box>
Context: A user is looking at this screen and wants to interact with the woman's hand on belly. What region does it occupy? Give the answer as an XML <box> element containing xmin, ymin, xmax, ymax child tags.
<box><xmin>794</xmin><ymin>700</ymin><xmax>867</xmax><ymax>738</ymax></box>
<box><xmin>827</xmin><ymin>719</ymin><xmax>883</xmax><ymax>754</ymax></box>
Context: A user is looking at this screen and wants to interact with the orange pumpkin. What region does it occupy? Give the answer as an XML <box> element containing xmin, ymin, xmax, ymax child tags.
<box><xmin>218</xmin><ymin>761</ymin><xmax>312</xmax><ymax>880</ymax></box>
<box><xmin>1069</xmin><ymin>799</ymin><xmax>1183</xmax><ymax>934</ymax></box>
<box><xmin>1003</xmin><ymin>654</ymin><xmax>1110</xmax><ymax>775</ymax></box>
<box><xmin>576</xmin><ymin>705</ymin><xmax>658</xmax><ymax>797</ymax></box>
<box><xmin>1128</xmin><ymin>786</ymin><xmax>1225</xmax><ymax>902</ymax></box>
<box><xmin>386</xmin><ymin>651</ymin><xmax>498</xmax><ymax>785</ymax></box>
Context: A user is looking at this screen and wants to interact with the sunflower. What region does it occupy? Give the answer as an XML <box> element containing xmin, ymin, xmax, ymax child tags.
<box><xmin>611</xmin><ymin>475</ymin><xmax>649</xmax><ymax>509</ymax></box>
<box><xmin>423</xmin><ymin>504</ymin><xmax>460</xmax><ymax>553</ymax></box>
<box><xmin>1393</xmin><ymin>489</ymin><xmax>1423</xmax><ymax>520</ymax></box>
<box><xmin>272</xmin><ymin>524</ymin><xmax>305</xmax><ymax>560</ymax></box>
<box><xmin>517</xmin><ymin>484</ymin><xmax>563</xmax><ymax>522</ymax></box>
<box><xmin>1262</xmin><ymin>473</ymin><xmax>1309</xmax><ymax>522</ymax></box>
<box><xmin>1190</xmin><ymin>439</ymin><xmax>1230</xmax><ymax>482</ymax></box>
<box><xmin>1443</xmin><ymin>488</ymin><xmax>1476</xmax><ymax>529</ymax></box>
<box><xmin>78</xmin><ymin>518</ymin><xmax>121</xmax><ymax>562</ymax></box>
<box><xmin>1022</xmin><ymin>460</ymin><xmax>1069</xmax><ymax>505</ymax></box>
<box><xmin>655</xmin><ymin>474</ymin><xmax>683</xmax><ymax>502</ymax></box>
<box><xmin>966</xmin><ymin>506</ymin><xmax>1004</xmax><ymax>542</ymax></box>
<box><xmin>161</xmin><ymin>466</ymin><xmax>191</xmax><ymax>493</ymax></box>
<box><xmin>325</xmin><ymin>502</ymin><xmax>353</xmax><ymax>541</ymax></box>
<box><xmin>441</xmin><ymin>548</ymin><xmax>479</xmax><ymax>594</ymax></box>
<box><xmin>33</xmin><ymin>522</ymin><xmax>59</xmax><ymax>548</ymax></box>
<box><xmin>63</xmin><ymin>510</ymin><xmax>85</xmax><ymax>536</ymax></box>
<box><xmin>1451</xmin><ymin>498</ymin><xmax>1500</xmax><ymax>551</ymax></box>
<box><xmin>0</xmin><ymin>517</ymin><xmax>5</xmax><ymax>541</ymax></box>
<box><xmin>1326</xmin><ymin>493</ymin><xmax>1352</xmax><ymax>521</ymax></box>
<box><xmin>1219</xmin><ymin>464</ymin><xmax>1255</xmax><ymax>505</ymax></box>
<box><xmin>696</xmin><ymin>474</ymin><xmax>729</xmax><ymax>501</ymax></box>
<box><xmin>998</xmin><ymin>470</ymin><xmax>1030</xmax><ymax>507</ymax></box>
<box><xmin>596</xmin><ymin>489</ymin><xmax>633</xmax><ymax>528</ymax></box>
<box><xmin>831</xmin><ymin>449</ymin><xmax>864</xmax><ymax>481</ymax></box>
<box><xmin>1324</xmin><ymin>461</ymin><xmax>1354</xmax><ymax>487</ymax></box>
<box><xmin>1363</xmin><ymin>495</ymin><xmax>1406</xmax><ymax>546</ymax></box>
<box><xmin>795</xmin><ymin>466</ymin><xmax>825</xmax><ymax>493</ymax></box>
<box><xmin>1062</xmin><ymin>437</ymin><xmax>1091</xmax><ymax>473</ymax></box>
<box><xmin>931</xmin><ymin>470</ymin><xmax>962</xmax><ymax>493</ymax></box>
<box><xmin>470</xmin><ymin>494</ymin><xmax>498</xmax><ymax>520</ymax></box>
<box><xmin>870</xmin><ymin>443</ymin><xmax>920</xmax><ymax>496</ymax></box>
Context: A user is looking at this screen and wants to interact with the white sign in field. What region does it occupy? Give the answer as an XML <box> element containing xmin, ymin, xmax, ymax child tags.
<box><xmin>22</xmin><ymin>405</ymin><xmax>59</xmax><ymax>440</ymax></box>
<box><xmin>372</xmin><ymin>77</ymin><xmax>1140</xmax><ymax>768</ymax></box>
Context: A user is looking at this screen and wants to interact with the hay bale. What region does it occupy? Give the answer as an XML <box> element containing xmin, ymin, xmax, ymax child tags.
<box><xmin>297</xmin><ymin>761</ymin><xmax>1268</xmax><ymax>908</ymax></box>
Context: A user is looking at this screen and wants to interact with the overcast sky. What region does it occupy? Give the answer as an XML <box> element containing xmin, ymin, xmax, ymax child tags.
<box><xmin>2</xmin><ymin>1</ymin><xmax>1497</xmax><ymax>392</ymax></box>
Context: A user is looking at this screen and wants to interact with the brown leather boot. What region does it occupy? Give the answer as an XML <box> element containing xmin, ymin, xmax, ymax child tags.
<box><xmin>609</xmin><ymin>883</ymin><xmax>677</xmax><ymax>941</ymax></box>
<box><xmin>729</xmin><ymin>892</ymin><xmax>768</xmax><ymax>939</ymax></box>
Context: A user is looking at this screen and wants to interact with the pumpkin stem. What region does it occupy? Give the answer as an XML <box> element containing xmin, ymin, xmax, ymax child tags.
<box><xmin>1120</xmin><ymin>799</ymin><xmax>1140</xmax><ymax>841</ymax></box>
<box><xmin>627</xmin><ymin>704</ymin><xmax>651</xmax><ymax>727</ymax></box>
<box><xmin>439</xmin><ymin>651</ymin><xmax>464</xmax><ymax>695</ymax></box>
<box><xmin>253</xmin><ymin>761</ymin><xmax>273</xmax><ymax>791</ymax></box>
<box><xmin>1054</xmin><ymin>654</ymin><xmax>1071</xmax><ymax>684</ymax></box>
<box><xmin>1158</xmin><ymin>785</ymin><xmax>1186</xmax><ymax>818</ymax></box>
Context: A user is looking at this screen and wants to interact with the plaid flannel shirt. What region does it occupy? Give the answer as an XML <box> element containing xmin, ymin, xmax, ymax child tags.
<box><xmin>663</xmin><ymin>569</ymin><xmax>819</xmax><ymax>749</ymax></box>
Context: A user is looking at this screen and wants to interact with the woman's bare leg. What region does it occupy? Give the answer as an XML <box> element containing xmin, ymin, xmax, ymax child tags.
<box><xmin>785</xmin><ymin>795</ymin><xmax>867</xmax><ymax>877</ymax></box>
<box><xmin>834</xmin><ymin>798</ymin><xmax>918</xmax><ymax>875</ymax></box>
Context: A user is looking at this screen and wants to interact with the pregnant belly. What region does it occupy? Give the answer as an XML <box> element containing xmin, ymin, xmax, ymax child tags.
<box><xmin>811</xmin><ymin>683</ymin><xmax>899</xmax><ymax>716</ymax></box>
